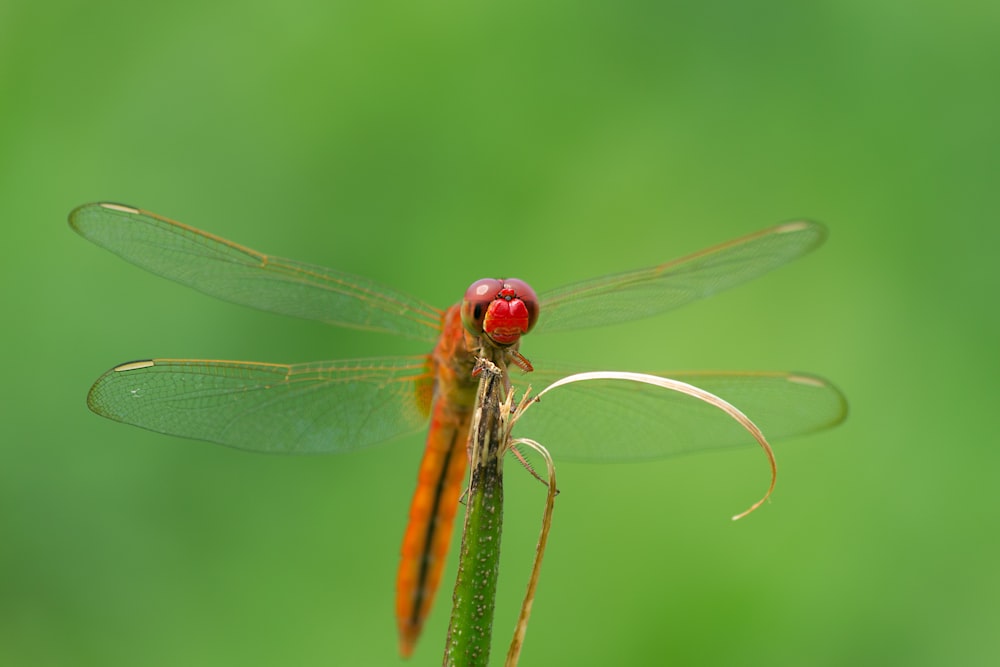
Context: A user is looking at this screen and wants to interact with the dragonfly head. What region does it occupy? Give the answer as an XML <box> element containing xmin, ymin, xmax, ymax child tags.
<box><xmin>461</xmin><ymin>278</ymin><xmax>539</xmax><ymax>346</ymax></box>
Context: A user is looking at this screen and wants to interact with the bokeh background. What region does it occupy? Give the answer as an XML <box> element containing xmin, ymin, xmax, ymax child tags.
<box><xmin>2</xmin><ymin>1</ymin><xmax>997</xmax><ymax>665</ymax></box>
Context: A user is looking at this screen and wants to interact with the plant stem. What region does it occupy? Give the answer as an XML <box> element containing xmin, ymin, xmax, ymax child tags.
<box><xmin>444</xmin><ymin>358</ymin><xmax>507</xmax><ymax>667</ymax></box>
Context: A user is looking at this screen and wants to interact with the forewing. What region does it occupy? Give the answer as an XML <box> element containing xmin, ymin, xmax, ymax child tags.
<box><xmin>535</xmin><ymin>221</ymin><xmax>826</xmax><ymax>333</ymax></box>
<box><xmin>69</xmin><ymin>203</ymin><xmax>442</xmax><ymax>341</ymax></box>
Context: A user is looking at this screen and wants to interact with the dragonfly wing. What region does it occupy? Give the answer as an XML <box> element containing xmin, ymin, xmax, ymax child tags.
<box><xmin>534</xmin><ymin>221</ymin><xmax>826</xmax><ymax>333</ymax></box>
<box><xmin>510</xmin><ymin>369</ymin><xmax>846</xmax><ymax>462</ymax></box>
<box><xmin>69</xmin><ymin>203</ymin><xmax>442</xmax><ymax>342</ymax></box>
<box><xmin>87</xmin><ymin>356</ymin><xmax>434</xmax><ymax>454</ymax></box>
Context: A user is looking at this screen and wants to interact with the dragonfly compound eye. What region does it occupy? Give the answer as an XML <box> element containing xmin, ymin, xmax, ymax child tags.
<box><xmin>481</xmin><ymin>278</ymin><xmax>539</xmax><ymax>345</ymax></box>
<box><xmin>461</xmin><ymin>278</ymin><xmax>504</xmax><ymax>335</ymax></box>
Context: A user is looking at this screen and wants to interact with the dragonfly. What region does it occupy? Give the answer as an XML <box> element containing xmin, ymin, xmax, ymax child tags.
<box><xmin>70</xmin><ymin>202</ymin><xmax>847</xmax><ymax>657</ymax></box>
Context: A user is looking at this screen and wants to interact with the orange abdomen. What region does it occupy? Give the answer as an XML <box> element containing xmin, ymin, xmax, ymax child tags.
<box><xmin>396</xmin><ymin>306</ymin><xmax>477</xmax><ymax>657</ymax></box>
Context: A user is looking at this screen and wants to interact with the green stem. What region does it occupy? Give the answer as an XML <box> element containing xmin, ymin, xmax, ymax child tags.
<box><xmin>444</xmin><ymin>359</ymin><xmax>507</xmax><ymax>667</ymax></box>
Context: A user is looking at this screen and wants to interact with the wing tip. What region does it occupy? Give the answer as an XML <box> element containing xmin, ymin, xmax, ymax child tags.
<box><xmin>97</xmin><ymin>202</ymin><xmax>141</xmax><ymax>214</ymax></box>
<box><xmin>113</xmin><ymin>359</ymin><xmax>156</xmax><ymax>372</ymax></box>
<box><xmin>85</xmin><ymin>359</ymin><xmax>156</xmax><ymax>417</ymax></box>
<box><xmin>68</xmin><ymin>201</ymin><xmax>141</xmax><ymax>232</ymax></box>
<box><xmin>775</xmin><ymin>218</ymin><xmax>829</xmax><ymax>246</ymax></box>
<box><xmin>787</xmin><ymin>371</ymin><xmax>850</xmax><ymax>427</ymax></box>
<box><xmin>785</xmin><ymin>372</ymin><xmax>825</xmax><ymax>388</ymax></box>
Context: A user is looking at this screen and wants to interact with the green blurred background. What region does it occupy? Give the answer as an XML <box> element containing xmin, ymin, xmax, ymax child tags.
<box><xmin>2</xmin><ymin>1</ymin><xmax>997</xmax><ymax>665</ymax></box>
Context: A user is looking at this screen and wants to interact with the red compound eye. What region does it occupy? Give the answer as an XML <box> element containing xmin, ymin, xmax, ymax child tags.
<box><xmin>462</xmin><ymin>278</ymin><xmax>538</xmax><ymax>345</ymax></box>
<box><xmin>493</xmin><ymin>278</ymin><xmax>538</xmax><ymax>335</ymax></box>
<box><xmin>461</xmin><ymin>278</ymin><xmax>504</xmax><ymax>336</ymax></box>
<box><xmin>460</xmin><ymin>278</ymin><xmax>539</xmax><ymax>345</ymax></box>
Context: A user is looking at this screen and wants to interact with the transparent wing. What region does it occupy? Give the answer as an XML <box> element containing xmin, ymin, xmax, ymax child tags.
<box><xmin>69</xmin><ymin>203</ymin><xmax>443</xmax><ymax>342</ymax></box>
<box><xmin>510</xmin><ymin>369</ymin><xmax>847</xmax><ymax>462</ymax></box>
<box><xmin>86</xmin><ymin>357</ymin><xmax>434</xmax><ymax>454</ymax></box>
<box><xmin>534</xmin><ymin>221</ymin><xmax>826</xmax><ymax>333</ymax></box>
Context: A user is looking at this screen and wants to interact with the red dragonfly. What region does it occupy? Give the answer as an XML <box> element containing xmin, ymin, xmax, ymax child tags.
<box><xmin>70</xmin><ymin>203</ymin><xmax>846</xmax><ymax>657</ymax></box>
